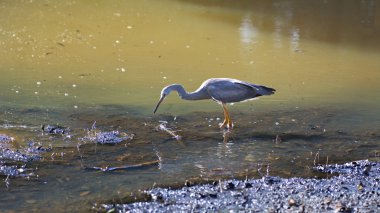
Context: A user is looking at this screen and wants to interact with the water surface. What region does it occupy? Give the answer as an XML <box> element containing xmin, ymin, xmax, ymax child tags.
<box><xmin>0</xmin><ymin>0</ymin><xmax>380</xmax><ymax>212</ymax></box>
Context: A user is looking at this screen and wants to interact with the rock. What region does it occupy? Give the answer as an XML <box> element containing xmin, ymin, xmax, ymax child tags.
<box><xmin>0</xmin><ymin>136</ymin><xmax>50</xmax><ymax>178</ymax></box>
<box><xmin>0</xmin><ymin>134</ymin><xmax>13</xmax><ymax>143</ymax></box>
<box><xmin>80</xmin><ymin>130</ymin><xmax>133</xmax><ymax>144</ymax></box>
<box><xmin>42</xmin><ymin>124</ymin><xmax>69</xmax><ymax>134</ymax></box>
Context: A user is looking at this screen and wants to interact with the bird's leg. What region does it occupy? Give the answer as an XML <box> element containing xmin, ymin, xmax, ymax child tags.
<box><xmin>224</xmin><ymin>104</ymin><xmax>233</xmax><ymax>129</ymax></box>
<box><xmin>219</xmin><ymin>104</ymin><xmax>233</xmax><ymax>129</ymax></box>
<box><xmin>219</xmin><ymin>104</ymin><xmax>228</xmax><ymax>128</ymax></box>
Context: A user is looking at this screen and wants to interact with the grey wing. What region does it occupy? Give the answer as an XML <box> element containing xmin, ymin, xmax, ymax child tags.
<box><xmin>233</xmin><ymin>80</ymin><xmax>276</xmax><ymax>96</ymax></box>
<box><xmin>207</xmin><ymin>81</ymin><xmax>259</xmax><ymax>103</ymax></box>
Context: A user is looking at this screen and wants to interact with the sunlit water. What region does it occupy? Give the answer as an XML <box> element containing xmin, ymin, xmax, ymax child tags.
<box><xmin>1</xmin><ymin>0</ymin><xmax>380</xmax><ymax>212</ymax></box>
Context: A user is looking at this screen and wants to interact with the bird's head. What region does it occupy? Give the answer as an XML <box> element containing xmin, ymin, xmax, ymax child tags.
<box><xmin>153</xmin><ymin>86</ymin><xmax>171</xmax><ymax>113</ymax></box>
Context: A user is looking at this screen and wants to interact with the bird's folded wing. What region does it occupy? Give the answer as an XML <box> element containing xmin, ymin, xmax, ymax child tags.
<box><xmin>207</xmin><ymin>82</ymin><xmax>256</xmax><ymax>103</ymax></box>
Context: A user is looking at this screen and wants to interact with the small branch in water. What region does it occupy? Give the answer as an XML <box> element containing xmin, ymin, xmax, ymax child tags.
<box><xmin>314</xmin><ymin>152</ymin><xmax>320</xmax><ymax>166</ymax></box>
<box><xmin>257</xmin><ymin>163</ymin><xmax>263</xmax><ymax>177</ymax></box>
<box><xmin>91</xmin><ymin>121</ymin><xmax>97</xmax><ymax>131</ymax></box>
<box><xmin>155</xmin><ymin>149</ymin><xmax>162</xmax><ymax>170</ymax></box>
<box><xmin>157</xmin><ymin>122</ymin><xmax>182</xmax><ymax>141</ymax></box>
<box><xmin>86</xmin><ymin>160</ymin><xmax>160</xmax><ymax>172</ymax></box>
<box><xmin>257</xmin><ymin>162</ymin><xmax>270</xmax><ymax>177</ymax></box>
<box><xmin>4</xmin><ymin>175</ymin><xmax>10</xmax><ymax>188</ymax></box>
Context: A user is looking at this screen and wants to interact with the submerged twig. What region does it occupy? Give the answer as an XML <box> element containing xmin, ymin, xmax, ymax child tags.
<box><xmin>257</xmin><ymin>162</ymin><xmax>270</xmax><ymax>177</ymax></box>
<box><xmin>91</xmin><ymin>121</ymin><xmax>97</xmax><ymax>131</ymax></box>
<box><xmin>87</xmin><ymin>160</ymin><xmax>160</xmax><ymax>172</ymax></box>
<box><xmin>314</xmin><ymin>152</ymin><xmax>320</xmax><ymax>166</ymax></box>
<box><xmin>157</xmin><ymin>121</ymin><xmax>182</xmax><ymax>141</ymax></box>
<box><xmin>4</xmin><ymin>175</ymin><xmax>10</xmax><ymax>188</ymax></box>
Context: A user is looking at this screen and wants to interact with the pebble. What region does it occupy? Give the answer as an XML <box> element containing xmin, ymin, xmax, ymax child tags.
<box><xmin>80</xmin><ymin>191</ymin><xmax>91</xmax><ymax>197</ymax></box>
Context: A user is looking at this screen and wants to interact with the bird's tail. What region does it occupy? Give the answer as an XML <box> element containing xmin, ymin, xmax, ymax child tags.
<box><xmin>256</xmin><ymin>85</ymin><xmax>276</xmax><ymax>96</ymax></box>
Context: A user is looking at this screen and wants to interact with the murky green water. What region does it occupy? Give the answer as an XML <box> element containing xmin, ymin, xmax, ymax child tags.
<box><xmin>1</xmin><ymin>0</ymin><xmax>380</xmax><ymax>212</ymax></box>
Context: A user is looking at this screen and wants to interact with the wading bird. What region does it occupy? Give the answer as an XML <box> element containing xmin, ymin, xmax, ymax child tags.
<box><xmin>154</xmin><ymin>78</ymin><xmax>275</xmax><ymax>129</ymax></box>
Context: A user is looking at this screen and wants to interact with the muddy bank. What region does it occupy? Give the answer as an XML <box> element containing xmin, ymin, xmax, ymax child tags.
<box><xmin>98</xmin><ymin>160</ymin><xmax>380</xmax><ymax>212</ymax></box>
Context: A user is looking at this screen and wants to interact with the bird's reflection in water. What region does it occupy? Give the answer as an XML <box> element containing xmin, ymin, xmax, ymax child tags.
<box><xmin>216</xmin><ymin>130</ymin><xmax>234</xmax><ymax>159</ymax></box>
<box><xmin>222</xmin><ymin>129</ymin><xmax>233</xmax><ymax>143</ymax></box>
<box><xmin>216</xmin><ymin>141</ymin><xmax>234</xmax><ymax>159</ymax></box>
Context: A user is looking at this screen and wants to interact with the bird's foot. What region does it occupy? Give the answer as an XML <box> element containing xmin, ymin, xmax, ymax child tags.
<box><xmin>219</xmin><ymin>120</ymin><xmax>228</xmax><ymax>129</ymax></box>
<box><xmin>219</xmin><ymin>120</ymin><xmax>233</xmax><ymax>130</ymax></box>
<box><xmin>227</xmin><ymin>122</ymin><xmax>234</xmax><ymax>130</ymax></box>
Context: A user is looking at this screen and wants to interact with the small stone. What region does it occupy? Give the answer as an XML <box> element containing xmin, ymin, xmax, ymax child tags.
<box><xmin>335</xmin><ymin>202</ymin><xmax>351</xmax><ymax>213</ymax></box>
<box><xmin>209</xmin><ymin>193</ymin><xmax>217</xmax><ymax>198</ymax></box>
<box><xmin>80</xmin><ymin>191</ymin><xmax>90</xmax><ymax>197</ymax></box>
<box><xmin>245</xmin><ymin>182</ymin><xmax>252</xmax><ymax>188</ymax></box>
<box><xmin>288</xmin><ymin>198</ymin><xmax>297</xmax><ymax>206</ymax></box>
<box><xmin>357</xmin><ymin>183</ymin><xmax>364</xmax><ymax>190</ymax></box>
<box><xmin>323</xmin><ymin>197</ymin><xmax>332</xmax><ymax>205</ymax></box>
<box><xmin>26</xmin><ymin>199</ymin><xmax>37</xmax><ymax>204</ymax></box>
<box><xmin>226</xmin><ymin>182</ymin><xmax>235</xmax><ymax>190</ymax></box>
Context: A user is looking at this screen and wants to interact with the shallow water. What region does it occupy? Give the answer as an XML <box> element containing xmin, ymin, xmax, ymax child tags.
<box><xmin>1</xmin><ymin>0</ymin><xmax>380</xmax><ymax>212</ymax></box>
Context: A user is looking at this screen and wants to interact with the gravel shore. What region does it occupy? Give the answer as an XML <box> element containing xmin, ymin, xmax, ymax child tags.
<box><xmin>100</xmin><ymin>160</ymin><xmax>380</xmax><ymax>212</ymax></box>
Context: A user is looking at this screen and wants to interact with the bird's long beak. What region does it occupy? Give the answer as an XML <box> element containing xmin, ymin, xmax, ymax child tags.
<box><xmin>153</xmin><ymin>95</ymin><xmax>166</xmax><ymax>113</ymax></box>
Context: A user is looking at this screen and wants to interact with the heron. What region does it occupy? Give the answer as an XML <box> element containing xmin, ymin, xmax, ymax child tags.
<box><xmin>154</xmin><ymin>78</ymin><xmax>275</xmax><ymax>129</ymax></box>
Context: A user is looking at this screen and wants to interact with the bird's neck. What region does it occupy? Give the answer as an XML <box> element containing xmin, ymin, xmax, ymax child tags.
<box><xmin>169</xmin><ymin>84</ymin><xmax>205</xmax><ymax>100</ymax></box>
